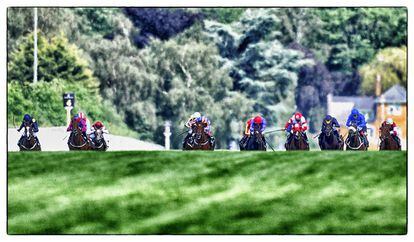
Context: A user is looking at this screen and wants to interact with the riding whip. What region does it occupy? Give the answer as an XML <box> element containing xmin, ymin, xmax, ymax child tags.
<box><xmin>312</xmin><ymin>133</ymin><xmax>321</xmax><ymax>139</ymax></box>
<box><xmin>263</xmin><ymin>128</ymin><xmax>285</xmax><ymax>135</ymax></box>
<box><xmin>177</xmin><ymin>130</ymin><xmax>188</xmax><ymax>136</ymax></box>
<box><xmin>264</xmin><ymin>137</ymin><xmax>276</xmax><ymax>152</ymax></box>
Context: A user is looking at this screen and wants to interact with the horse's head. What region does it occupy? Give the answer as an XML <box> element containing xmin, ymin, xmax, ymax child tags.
<box><xmin>24</xmin><ymin>125</ymin><xmax>32</xmax><ymax>138</ymax></box>
<box><xmin>292</xmin><ymin>124</ymin><xmax>302</xmax><ymax>139</ymax></box>
<box><xmin>72</xmin><ymin>118</ymin><xmax>81</xmax><ymax>132</ymax></box>
<box><xmin>348</xmin><ymin>124</ymin><xmax>358</xmax><ymax>136</ymax></box>
<box><xmin>380</xmin><ymin>124</ymin><xmax>392</xmax><ymax>139</ymax></box>
<box><xmin>193</xmin><ymin>121</ymin><xmax>206</xmax><ymax>139</ymax></box>
<box><xmin>324</xmin><ymin>121</ymin><xmax>333</xmax><ymax>136</ymax></box>
<box><xmin>253</xmin><ymin>123</ymin><xmax>262</xmax><ymax>135</ymax></box>
<box><xmin>95</xmin><ymin>129</ymin><xmax>103</xmax><ymax>141</ymax></box>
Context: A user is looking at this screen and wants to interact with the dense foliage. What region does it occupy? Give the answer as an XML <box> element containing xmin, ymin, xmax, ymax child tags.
<box><xmin>7</xmin><ymin>7</ymin><xmax>407</xmax><ymax>145</ymax></box>
<box><xmin>359</xmin><ymin>46</ymin><xmax>407</xmax><ymax>95</ymax></box>
<box><xmin>124</xmin><ymin>8</ymin><xmax>202</xmax><ymax>48</ymax></box>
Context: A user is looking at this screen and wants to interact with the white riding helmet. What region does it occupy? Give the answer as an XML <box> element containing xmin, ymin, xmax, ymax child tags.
<box><xmin>191</xmin><ymin>112</ymin><xmax>201</xmax><ymax>119</ymax></box>
<box><xmin>386</xmin><ymin>117</ymin><xmax>393</xmax><ymax>124</ymax></box>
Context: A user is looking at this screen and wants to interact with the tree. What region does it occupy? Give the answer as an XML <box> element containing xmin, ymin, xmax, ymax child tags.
<box><xmin>8</xmin><ymin>32</ymin><xmax>94</xmax><ymax>85</ymax></box>
<box><xmin>200</xmin><ymin>8</ymin><xmax>245</xmax><ymax>24</ymax></box>
<box><xmin>205</xmin><ymin>9</ymin><xmax>313</xmax><ymax>127</ymax></box>
<box><xmin>124</xmin><ymin>8</ymin><xmax>202</xmax><ymax>48</ymax></box>
<box><xmin>359</xmin><ymin>46</ymin><xmax>407</xmax><ymax>95</ymax></box>
<box><xmin>288</xmin><ymin>42</ymin><xmax>333</xmax><ymax>132</ymax></box>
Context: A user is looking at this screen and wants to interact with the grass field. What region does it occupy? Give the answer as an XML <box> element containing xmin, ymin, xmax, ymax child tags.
<box><xmin>8</xmin><ymin>151</ymin><xmax>406</xmax><ymax>234</ymax></box>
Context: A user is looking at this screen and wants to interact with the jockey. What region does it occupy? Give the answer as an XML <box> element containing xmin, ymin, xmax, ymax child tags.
<box><xmin>285</xmin><ymin>112</ymin><xmax>309</xmax><ymax>143</ymax></box>
<box><xmin>89</xmin><ymin>121</ymin><xmax>109</xmax><ymax>142</ymax></box>
<box><xmin>78</xmin><ymin>112</ymin><xmax>91</xmax><ymax>135</ymax></box>
<box><xmin>380</xmin><ymin>117</ymin><xmax>401</xmax><ymax>147</ymax></box>
<box><xmin>250</xmin><ymin>116</ymin><xmax>266</xmax><ymax>134</ymax></box>
<box><xmin>346</xmin><ymin>108</ymin><xmax>369</xmax><ymax>147</ymax></box>
<box><xmin>17</xmin><ymin>114</ymin><xmax>40</xmax><ymax>144</ymax></box>
<box><xmin>67</xmin><ymin>114</ymin><xmax>88</xmax><ymax>140</ymax></box>
<box><xmin>184</xmin><ymin>112</ymin><xmax>214</xmax><ymax>145</ymax></box>
<box><xmin>185</xmin><ymin>112</ymin><xmax>202</xmax><ymax>130</ymax></box>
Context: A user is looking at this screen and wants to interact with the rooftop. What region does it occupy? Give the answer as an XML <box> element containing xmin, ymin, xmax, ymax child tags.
<box><xmin>375</xmin><ymin>84</ymin><xmax>407</xmax><ymax>103</ymax></box>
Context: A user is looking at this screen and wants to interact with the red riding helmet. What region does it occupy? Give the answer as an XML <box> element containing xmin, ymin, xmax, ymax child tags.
<box><xmin>294</xmin><ymin>112</ymin><xmax>302</xmax><ymax>121</ymax></box>
<box><xmin>253</xmin><ymin>116</ymin><xmax>263</xmax><ymax>124</ymax></box>
<box><xmin>93</xmin><ymin>121</ymin><xmax>103</xmax><ymax>129</ymax></box>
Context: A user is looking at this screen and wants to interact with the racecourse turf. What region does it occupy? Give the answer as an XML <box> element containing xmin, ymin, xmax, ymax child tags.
<box><xmin>7</xmin><ymin>151</ymin><xmax>406</xmax><ymax>234</ymax></box>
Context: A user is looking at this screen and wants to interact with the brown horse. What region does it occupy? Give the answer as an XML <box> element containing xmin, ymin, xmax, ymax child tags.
<box><xmin>18</xmin><ymin>125</ymin><xmax>41</xmax><ymax>151</ymax></box>
<box><xmin>91</xmin><ymin>129</ymin><xmax>108</xmax><ymax>151</ymax></box>
<box><xmin>379</xmin><ymin>124</ymin><xmax>401</xmax><ymax>150</ymax></box>
<box><xmin>345</xmin><ymin>125</ymin><xmax>367</xmax><ymax>151</ymax></box>
<box><xmin>285</xmin><ymin>130</ymin><xmax>309</xmax><ymax>151</ymax></box>
<box><xmin>68</xmin><ymin>118</ymin><xmax>91</xmax><ymax>151</ymax></box>
<box><xmin>183</xmin><ymin>121</ymin><xmax>214</xmax><ymax>150</ymax></box>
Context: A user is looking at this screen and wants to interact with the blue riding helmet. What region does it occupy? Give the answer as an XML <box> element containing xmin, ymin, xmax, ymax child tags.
<box><xmin>325</xmin><ymin>115</ymin><xmax>332</xmax><ymax>120</ymax></box>
<box><xmin>23</xmin><ymin>114</ymin><xmax>31</xmax><ymax>122</ymax></box>
<box><xmin>351</xmin><ymin>108</ymin><xmax>360</xmax><ymax>119</ymax></box>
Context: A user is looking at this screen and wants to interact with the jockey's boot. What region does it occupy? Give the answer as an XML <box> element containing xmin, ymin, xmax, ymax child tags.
<box><xmin>35</xmin><ymin>137</ymin><xmax>41</xmax><ymax>145</ymax></box>
<box><xmin>303</xmin><ymin>133</ymin><xmax>309</xmax><ymax>143</ymax></box>
<box><xmin>210</xmin><ymin>136</ymin><xmax>215</xmax><ymax>147</ymax></box>
<box><xmin>394</xmin><ymin>135</ymin><xmax>401</xmax><ymax>148</ymax></box>
<box><xmin>183</xmin><ymin>133</ymin><xmax>191</xmax><ymax>144</ymax></box>
<box><xmin>364</xmin><ymin>135</ymin><xmax>369</xmax><ymax>148</ymax></box>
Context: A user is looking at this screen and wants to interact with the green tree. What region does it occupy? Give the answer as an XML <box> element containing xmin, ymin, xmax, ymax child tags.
<box><xmin>8</xmin><ymin>32</ymin><xmax>94</xmax><ymax>85</ymax></box>
<box><xmin>205</xmin><ymin>9</ymin><xmax>313</xmax><ymax>127</ymax></box>
<box><xmin>359</xmin><ymin>46</ymin><xmax>407</xmax><ymax>95</ymax></box>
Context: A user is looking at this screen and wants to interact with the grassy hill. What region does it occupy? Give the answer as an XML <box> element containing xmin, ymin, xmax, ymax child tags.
<box><xmin>8</xmin><ymin>151</ymin><xmax>406</xmax><ymax>234</ymax></box>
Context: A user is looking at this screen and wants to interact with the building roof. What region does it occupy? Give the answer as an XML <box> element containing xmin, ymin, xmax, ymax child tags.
<box><xmin>376</xmin><ymin>84</ymin><xmax>406</xmax><ymax>103</ymax></box>
<box><xmin>331</xmin><ymin>96</ymin><xmax>375</xmax><ymax>110</ymax></box>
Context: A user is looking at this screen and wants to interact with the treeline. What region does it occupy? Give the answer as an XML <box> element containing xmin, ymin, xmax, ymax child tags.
<box><xmin>7</xmin><ymin>8</ymin><xmax>407</xmax><ymax>148</ymax></box>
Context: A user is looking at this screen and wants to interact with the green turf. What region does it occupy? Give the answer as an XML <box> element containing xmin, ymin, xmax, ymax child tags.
<box><xmin>7</xmin><ymin>151</ymin><xmax>406</xmax><ymax>234</ymax></box>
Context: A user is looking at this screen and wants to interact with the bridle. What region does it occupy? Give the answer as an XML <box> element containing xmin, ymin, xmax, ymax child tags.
<box><xmin>346</xmin><ymin>126</ymin><xmax>364</xmax><ymax>150</ymax></box>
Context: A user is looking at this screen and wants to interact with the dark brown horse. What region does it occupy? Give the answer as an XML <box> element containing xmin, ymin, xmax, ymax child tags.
<box><xmin>285</xmin><ymin>130</ymin><xmax>309</xmax><ymax>151</ymax></box>
<box><xmin>244</xmin><ymin>125</ymin><xmax>266</xmax><ymax>151</ymax></box>
<box><xmin>379</xmin><ymin>124</ymin><xmax>401</xmax><ymax>150</ymax></box>
<box><xmin>68</xmin><ymin>118</ymin><xmax>91</xmax><ymax>151</ymax></box>
<box><xmin>345</xmin><ymin>125</ymin><xmax>367</xmax><ymax>151</ymax></box>
<box><xmin>18</xmin><ymin>125</ymin><xmax>41</xmax><ymax>151</ymax></box>
<box><xmin>91</xmin><ymin>129</ymin><xmax>108</xmax><ymax>151</ymax></box>
<box><xmin>183</xmin><ymin>121</ymin><xmax>214</xmax><ymax>150</ymax></box>
<box><xmin>318</xmin><ymin>121</ymin><xmax>344</xmax><ymax>150</ymax></box>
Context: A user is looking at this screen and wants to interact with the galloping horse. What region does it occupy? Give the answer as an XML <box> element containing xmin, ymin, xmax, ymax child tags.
<box><xmin>68</xmin><ymin>118</ymin><xmax>91</xmax><ymax>151</ymax></box>
<box><xmin>285</xmin><ymin>130</ymin><xmax>309</xmax><ymax>151</ymax></box>
<box><xmin>379</xmin><ymin>124</ymin><xmax>401</xmax><ymax>150</ymax></box>
<box><xmin>183</xmin><ymin>121</ymin><xmax>214</xmax><ymax>150</ymax></box>
<box><xmin>319</xmin><ymin>121</ymin><xmax>344</xmax><ymax>150</ymax></box>
<box><xmin>18</xmin><ymin>125</ymin><xmax>41</xmax><ymax>151</ymax></box>
<box><xmin>91</xmin><ymin>129</ymin><xmax>108</xmax><ymax>151</ymax></box>
<box><xmin>244</xmin><ymin>125</ymin><xmax>266</xmax><ymax>151</ymax></box>
<box><xmin>345</xmin><ymin>125</ymin><xmax>367</xmax><ymax>151</ymax></box>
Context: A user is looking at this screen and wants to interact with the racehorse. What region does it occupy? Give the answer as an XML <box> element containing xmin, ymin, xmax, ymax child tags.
<box><xmin>91</xmin><ymin>129</ymin><xmax>108</xmax><ymax>151</ymax></box>
<box><xmin>285</xmin><ymin>130</ymin><xmax>309</xmax><ymax>151</ymax></box>
<box><xmin>183</xmin><ymin>121</ymin><xmax>214</xmax><ymax>150</ymax></box>
<box><xmin>379</xmin><ymin>124</ymin><xmax>401</xmax><ymax>150</ymax></box>
<box><xmin>68</xmin><ymin>118</ymin><xmax>91</xmax><ymax>151</ymax></box>
<box><xmin>318</xmin><ymin>121</ymin><xmax>344</xmax><ymax>150</ymax></box>
<box><xmin>345</xmin><ymin>125</ymin><xmax>367</xmax><ymax>151</ymax></box>
<box><xmin>244</xmin><ymin>125</ymin><xmax>266</xmax><ymax>151</ymax></box>
<box><xmin>18</xmin><ymin>125</ymin><xmax>41</xmax><ymax>151</ymax></box>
